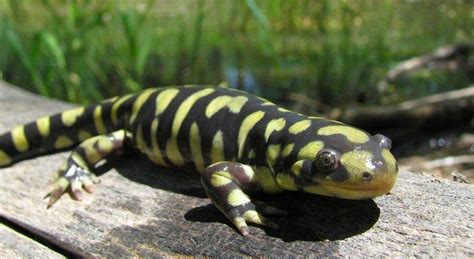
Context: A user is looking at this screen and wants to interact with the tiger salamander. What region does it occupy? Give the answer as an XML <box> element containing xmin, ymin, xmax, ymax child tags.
<box><xmin>0</xmin><ymin>85</ymin><xmax>398</xmax><ymax>236</ymax></box>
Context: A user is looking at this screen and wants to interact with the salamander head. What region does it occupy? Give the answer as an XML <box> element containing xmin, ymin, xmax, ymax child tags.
<box><xmin>275</xmin><ymin>124</ymin><xmax>398</xmax><ymax>199</ymax></box>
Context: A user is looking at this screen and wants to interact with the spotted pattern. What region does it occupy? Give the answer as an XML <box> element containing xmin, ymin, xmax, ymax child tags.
<box><xmin>11</xmin><ymin>126</ymin><xmax>29</xmax><ymax>152</ymax></box>
<box><xmin>282</xmin><ymin>143</ymin><xmax>294</xmax><ymax>158</ymax></box>
<box><xmin>190</xmin><ymin>122</ymin><xmax>205</xmax><ymax>172</ymax></box>
<box><xmin>149</xmin><ymin>119</ymin><xmax>167</xmax><ymax>166</ymax></box>
<box><xmin>264</xmin><ymin>118</ymin><xmax>286</xmax><ymax>142</ymax></box>
<box><xmin>0</xmin><ymin>150</ymin><xmax>11</xmax><ymax>166</ymax></box>
<box><xmin>276</xmin><ymin>174</ymin><xmax>298</xmax><ymax>191</ymax></box>
<box><xmin>238</xmin><ymin>111</ymin><xmax>265</xmax><ymax>159</ymax></box>
<box><xmin>227</xmin><ymin>189</ymin><xmax>251</xmax><ymax>207</ymax></box>
<box><xmin>129</xmin><ymin>88</ymin><xmax>157</xmax><ymax>124</ymax></box>
<box><xmin>78</xmin><ymin>130</ymin><xmax>93</xmax><ymax>141</ymax></box>
<box><xmin>36</xmin><ymin>117</ymin><xmax>50</xmax><ymax>137</ymax></box>
<box><xmin>54</xmin><ymin>135</ymin><xmax>74</xmax><ymax>149</ymax></box>
<box><xmin>318</xmin><ymin>125</ymin><xmax>369</xmax><ymax>144</ymax></box>
<box><xmin>0</xmin><ymin>85</ymin><xmax>398</xmax><ymax>236</ymax></box>
<box><xmin>166</xmin><ymin>88</ymin><xmax>214</xmax><ymax>166</ymax></box>
<box><xmin>266</xmin><ymin>144</ymin><xmax>281</xmax><ymax>165</ymax></box>
<box><xmin>210</xmin><ymin>130</ymin><xmax>225</xmax><ymax>164</ymax></box>
<box><xmin>206</xmin><ymin>95</ymin><xmax>233</xmax><ymax>118</ymax></box>
<box><xmin>61</xmin><ymin>107</ymin><xmax>85</xmax><ymax>127</ymax></box>
<box><xmin>288</xmin><ymin>120</ymin><xmax>311</xmax><ymax>134</ymax></box>
<box><xmin>111</xmin><ymin>94</ymin><xmax>134</xmax><ymax>125</ymax></box>
<box><xmin>155</xmin><ymin>88</ymin><xmax>180</xmax><ymax>115</ymax></box>
<box><xmin>227</xmin><ymin>96</ymin><xmax>248</xmax><ymax>113</ymax></box>
<box><xmin>93</xmin><ymin>106</ymin><xmax>107</xmax><ymax>134</ymax></box>
<box><xmin>298</xmin><ymin>141</ymin><xmax>324</xmax><ymax>160</ymax></box>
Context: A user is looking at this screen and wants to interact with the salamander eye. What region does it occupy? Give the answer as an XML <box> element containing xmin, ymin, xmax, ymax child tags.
<box><xmin>315</xmin><ymin>149</ymin><xmax>339</xmax><ymax>172</ymax></box>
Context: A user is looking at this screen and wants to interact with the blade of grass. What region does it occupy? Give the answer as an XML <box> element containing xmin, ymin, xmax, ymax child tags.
<box><xmin>6</xmin><ymin>29</ymin><xmax>49</xmax><ymax>96</ymax></box>
<box><xmin>39</xmin><ymin>32</ymin><xmax>66</xmax><ymax>69</ymax></box>
<box><xmin>135</xmin><ymin>31</ymin><xmax>153</xmax><ymax>79</ymax></box>
<box><xmin>38</xmin><ymin>31</ymin><xmax>79</xmax><ymax>101</ymax></box>
<box><xmin>244</xmin><ymin>0</ymin><xmax>270</xmax><ymax>31</ymax></box>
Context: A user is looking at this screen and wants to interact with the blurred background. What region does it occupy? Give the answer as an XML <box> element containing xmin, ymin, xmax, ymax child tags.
<box><xmin>0</xmin><ymin>0</ymin><xmax>473</xmax><ymax>180</ymax></box>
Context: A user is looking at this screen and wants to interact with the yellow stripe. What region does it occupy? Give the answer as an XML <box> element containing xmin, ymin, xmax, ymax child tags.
<box><xmin>190</xmin><ymin>122</ymin><xmax>205</xmax><ymax>172</ymax></box>
<box><xmin>155</xmin><ymin>88</ymin><xmax>180</xmax><ymax>115</ymax></box>
<box><xmin>261</xmin><ymin>101</ymin><xmax>275</xmax><ymax>106</ymax></box>
<box><xmin>210</xmin><ymin>130</ymin><xmax>225</xmax><ymax>163</ymax></box>
<box><xmin>227</xmin><ymin>189</ymin><xmax>251</xmax><ymax>207</ymax></box>
<box><xmin>291</xmin><ymin>160</ymin><xmax>304</xmax><ymax>176</ymax></box>
<box><xmin>282</xmin><ymin>143</ymin><xmax>294</xmax><ymax>158</ymax></box>
<box><xmin>288</xmin><ymin>120</ymin><xmax>311</xmax><ymax>134</ymax></box>
<box><xmin>81</xmin><ymin>143</ymin><xmax>101</xmax><ymax>165</ymax></box>
<box><xmin>211</xmin><ymin>174</ymin><xmax>232</xmax><ymax>187</ymax></box>
<box><xmin>276</xmin><ymin>174</ymin><xmax>298</xmax><ymax>191</ymax></box>
<box><xmin>166</xmin><ymin>88</ymin><xmax>214</xmax><ymax>166</ymax></box>
<box><xmin>135</xmin><ymin>124</ymin><xmax>147</xmax><ymax>153</ymax></box>
<box><xmin>36</xmin><ymin>117</ymin><xmax>50</xmax><ymax>137</ymax></box>
<box><xmin>227</xmin><ymin>96</ymin><xmax>248</xmax><ymax>114</ymax></box>
<box><xmin>237</xmin><ymin>111</ymin><xmax>265</xmax><ymax>159</ymax></box>
<box><xmin>61</xmin><ymin>107</ymin><xmax>85</xmax><ymax>127</ymax></box>
<box><xmin>264</xmin><ymin>118</ymin><xmax>286</xmax><ymax>142</ymax></box>
<box><xmin>78</xmin><ymin>130</ymin><xmax>93</xmax><ymax>141</ymax></box>
<box><xmin>149</xmin><ymin>119</ymin><xmax>167</xmax><ymax>166</ymax></box>
<box><xmin>111</xmin><ymin>93</ymin><xmax>134</xmax><ymax>125</ymax></box>
<box><xmin>206</xmin><ymin>95</ymin><xmax>233</xmax><ymax>118</ymax></box>
<box><xmin>298</xmin><ymin>141</ymin><xmax>324</xmax><ymax>160</ymax></box>
<box><xmin>93</xmin><ymin>106</ymin><xmax>107</xmax><ymax>134</ymax></box>
<box><xmin>266</xmin><ymin>144</ymin><xmax>281</xmax><ymax>165</ymax></box>
<box><xmin>97</xmin><ymin>136</ymin><xmax>113</xmax><ymax>152</ymax></box>
<box><xmin>254</xmin><ymin>166</ymin><xmax>284</xmax><ymax>193</ymax></box>
<box><xmin>54</xmin><ymin>135</ymin><xmax>73</xmax><ymax>149</ymax></box>
<box><xmin>71</xmin><ymin>152</ymin><xmax>89</xmax><ymax>169</ymax></box>
<box><xmin>129</xmin><ymin>88</ymin><xmax>157</xmax><ymax>124</ymax></box>
<box><xmin>241</xmin><ymin>165</ymin><xmax>255</xmax><ymax>179</ymax></box>
<box><xmin>11</xmin><ymin>126</ymin><xmax>29</xmax><ymax>152</ymax></box>
<box><xmin>0</xmin><ymin>150</ymin><xmax>12</xmax><ymax>166</ymax></box>
<box><xmin>278</xmin><ymin>107</ymin><xmax>291</xmax><ymax>113</ymax></box>
<box><xmin>317</xmin><ymin>125</ymin><xmax>369</xmax><ymax>144</ymax></box>
<box><xmin>102</xmin><ymin>96</ymin><xmax>119</xmax><ymax>103</ymax></box>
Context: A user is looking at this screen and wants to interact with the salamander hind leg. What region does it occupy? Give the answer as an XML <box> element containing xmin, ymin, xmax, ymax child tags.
<box><xmin>201</xmin><ymin>162</ymin><xmax>286</xmax><ymax>236</ymax></box>
<box><xmin>46</xmin><ymin>130</ymin><xmax>130</xmax><ymax>208</ymax></box>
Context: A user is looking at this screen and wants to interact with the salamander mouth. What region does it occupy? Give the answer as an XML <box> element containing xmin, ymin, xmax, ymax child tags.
<box><xmin>302</xmin><ymin>178</ymin><xmax>396</xmax><ymax>199</ymax></box>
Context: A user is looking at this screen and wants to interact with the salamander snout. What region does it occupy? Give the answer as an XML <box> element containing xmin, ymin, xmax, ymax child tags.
<box><xmin>373</xmin><ymin>134</ymin><xmax>392</xmax><ymax>150</ymax></box>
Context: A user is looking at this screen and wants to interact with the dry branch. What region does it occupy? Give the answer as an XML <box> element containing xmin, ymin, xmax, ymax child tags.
<box><xmin>377</xmin><ymin>43</ymin><xmax>474</xmax><ymax>92</ymax></box>
<box><xmin>340</xmin><ymin>86</ymin><xmax>474</xmax><ymax>131</ymax></box>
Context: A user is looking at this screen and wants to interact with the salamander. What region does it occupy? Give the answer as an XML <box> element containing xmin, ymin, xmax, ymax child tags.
<box><xmin>0</xmin><ymin>85</ymin><xmax>398</xmax><ymax>236</ymax></box>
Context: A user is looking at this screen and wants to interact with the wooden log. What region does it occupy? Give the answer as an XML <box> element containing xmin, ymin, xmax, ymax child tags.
<box><xmin>0</xmin><ymin>224</ymin><xmax>64</xmax><ymax>259</ymax></box>
<box><xmin>0</xmin><ymin>81</ymin><xmax>473</xmax><ymax>257</ymax></box>
<box><xmin>339</xmin><ymin>86</ymin><xmax>474</xmax><ymax>132</ymax></box>
<box><xmin>377</xmin><ymin>43</ymin><xmax>474</xmax><ymax>92</ymax></box>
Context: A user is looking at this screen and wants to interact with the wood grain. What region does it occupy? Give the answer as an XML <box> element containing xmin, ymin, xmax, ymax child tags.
<box><xmin>0</xmin><ymin>223</ymin><xmax>64</xmax><ymax>259</ymax></box>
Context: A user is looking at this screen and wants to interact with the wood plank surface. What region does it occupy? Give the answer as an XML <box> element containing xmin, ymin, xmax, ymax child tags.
<box><xmin>0</xmin><ymin>81</ymin><xmax>473</xmax><ymax>257</ymax></box>
<box><xmin>0</xmin><ymin>223</ymin><xmax>64</xmax><ymax>259</ymax></box>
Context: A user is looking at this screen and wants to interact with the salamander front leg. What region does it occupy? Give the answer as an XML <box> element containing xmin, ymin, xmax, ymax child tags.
<box><xmin>201</xmin><ymin>162</ymin><xmax>285</xmax><ymax>236</ymax></box>
<box><xmin>46</xmin><ymin>130</ymin><xmax>131</xmax><ymax>207</ymax></box>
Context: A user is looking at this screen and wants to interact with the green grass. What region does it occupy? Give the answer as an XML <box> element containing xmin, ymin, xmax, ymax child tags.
<box><xmin>0</xmin><ymin>0</ymin><xmax>472</xmax><ymax>105</ymax></box>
